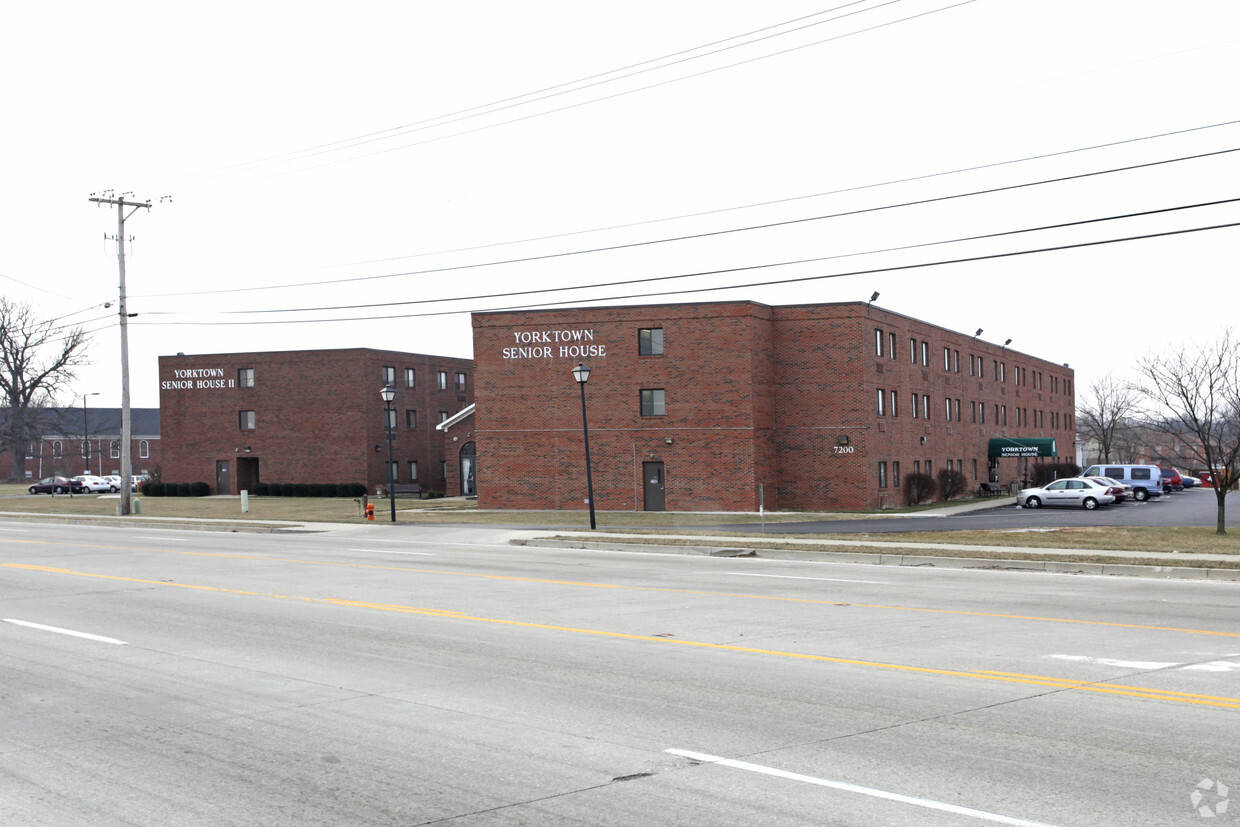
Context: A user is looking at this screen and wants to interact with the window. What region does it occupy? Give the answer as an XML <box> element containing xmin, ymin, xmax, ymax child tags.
<box><xmin>921</xmin><ymin>341</ymin><xmax>929</xmax><ymax>366</ymax></box>
<box><xmin>238</xmin><ymin>368</ymin><xmax>254</xmax><ymax>388</ymax></box>
<box><xmin>110</xmin><ymin>440</ymin><xmax>120</xmax><ymax>459</ymax></box>
<box><xmin>25</xmin><ymin>442</ymin><xmax>33</xmax><ymax>459</ymax></box>
<box><xmin>440</xmin><ymin>460</ymin><xmax>447</xmax><ymax>480</ymax></box>
<box><xmin>969</xmin><ymin>354</ymin><xmax>976</xmax><ymax>376</ymax></box>
<box><xmin>912</xmin><ymin>395</ymin><xmax>919</xmax><ymax>418</ymax></box>
<box><xmin>52</xmin><ymin>440</ymin><xmax>62</xmax><ymax>456</ymax></box>
<box><xmin>382</xmin><ymin>365</ymin><xmax>395</xmax><ymax>385</ymax></box>
<box><xmin>438</xmin><ymin>410</ymin><xmax>449</xmax><ymax>424</ymax></box>
<box><xmin>878</xmin><ymin>461</ymin><xmax>888</xmax><ymax>489</ymax></box>
<box><xmin>405</xmin><ymin>409</ymin><xmax>417</xmax><ymax>429</ymax></box>
<box><xmin>914</xmin><ymin>460</ymin><xmax>921</xmax><ymax>475</ymax></box>
<box><xmin>922</xmin><ymin>394</ymin><xmax>930</xmax><ymax>419</ymax></box>
<box><xmin>407</xmin><ymin>460</ymin><xmax>418</xmax><ymax>480</ymax></box>
<box><xmin>955</xmin><ymin>399</ymin><xmax>961</xmax><ymax>421</ymax></box>
<box><xmin>405</xmin><ymin>368</ymin><xmax>416</xmax><ymax>387</ymax></box>
<box><xmin>639</xmin><ymin>328</ymin><xmax>664</xmax><ymax>356</ymax></box>
<box><xmin>385</xmin><ymin>461</ymin><xmax>398</xmax><ymax>483</ymax></box>
<box><xmin>910</xmin><ymin>338</ymin><xmax>917</xmax><ymax>363</ymax></box>
<box><xmin>944</xmin><ymin>347</ymin><xmax>951</xmax><ymax>371</ymax></box>
<box><xmin>239</xmin><ymin>410</ymin><xmax>255</xmax><ymax>430</ymax></box>
<box><xmin>456</xmin><ymin>372</ymin><xmax>467</xmax><ymax>392</ymax></box>
<box><xmin>1000</xmin><ymin>362</ymin><xmax>1006</xmax><ymax>382</ymax></box>
<box><xmin>1001</xmin><ymin>405</ymin><xmax>1007</xmax><ymax>426</ymax></box>
<box><xmin>925</xmin><ymin>460</ymin><xmax>932</xmax><ymax>475</ymax></box>
<box><xmin>876</xmin><ymin>329</ymin><xmax>884</xmax><ymax>357</ymax></box>
<box><xmin>953</xmin><ymin>350</ymin><xmax>960</xmax><ymax>373</ymax></box>
<box><xmin>972</xmin><ymin>458</ymin><xmax>978</xmax><ymax>480</ymax></box>
<box><xmin>890</xmin><ymin>390</ymin><xmax>898</xmax><ymax>417</ymax></box>
<box><xmin>385</xmin><ymin>408</ymin><xmax>397</xmax><ymax>429</ymax></box>
<box><xmin>945</xmin><ymin>398</ymin><xmax>952</xmax><ymax>421</ymax></box>
<box><xmin>641</xmin><ymin>389</ymin><xmax>666</xmax><ymax>416</ymax></box>
<box><xmin>877</xmin><ymin>389</ymin><xmax>886</xmax><ymax>416</ymax></box>
<box><xmin>437</xmin><ymin>371</ymin><xmax>448</xmax><ymax>390</ymax></box>
<box><xmin>971</xmin><ymin>401</ymin><xmax>977</xmax><ymax>423</ymax></box>
<box><xmin>889</xmin><ymin>332</ymin><xmax>896</xmax><ymax>359</ymax></box>
<box><xmin>892</xmin><ymin>461</ymin><xmax>900</xmax><ymax>489</ymax></box>
<box><xmin>139</xmin><ymin>440</ymin><xmax>149</xmax><ymax>459</ymax></box>
<box><xmin>947</xmin><ymin>458</ymin><xmax>954</xmax><ymax>471</ymax></box>
<box><xmin>980</xmin><ymin>403</ymin><xmax>986</xmax><ymax>424</ymax></box>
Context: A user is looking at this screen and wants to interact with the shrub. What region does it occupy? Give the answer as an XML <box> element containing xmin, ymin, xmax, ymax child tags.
<box><xmin>253</xmin><ymin>483</ymin><xmax>269</xmax><ymax>496</ymax></box>
<box><xmin>176</xmin><ymin>483</ymin><xmax>191</xmax><ymax>497</ymax></box>
<box><xmin>293</xmin><ymin>483</ymin><xmax>309</xmax><ymax>497</ymax></box>
<box><xmin>321</xmin><ymin>483</ymin><xmax>338</xmax><ymax>497</ymax></box>
<box><xmin>190</xmin><ymin>481</ymin><xmax>210</xmax><ymax>497</ymax></box>
<box><xmin>904</xmin><ymin>473</ymin><xmax>937</xmax><ymax>505</ymax></box>
<box><xmin>340</xmin><ymin>482</ymin><xmax>366</xmax><ymax>497</ymax></box>
<box><xmin>937</xmin><ymin>469</ymin><xmax>967</xmax><ymax>501</ymax></box>
<box><xmin>144</xmin><ymin>482</ymin><xmax>164</xmax><ymax>497</ymax></box>
<box><xmin>268</xmin><ymin>484</ymin><xmax>284</xmax><ymax>497</ymax></box>
<box><xmin>307</xmin><ymin>483</ymin><xmax>324</xmax><ymax>497</ymax></box>
<box><xmin>281</xmin><ymin>483</ymin><xmax>299</xmax><ymax>497</ymax></box>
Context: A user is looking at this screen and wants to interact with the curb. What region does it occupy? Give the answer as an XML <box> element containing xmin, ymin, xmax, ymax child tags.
<box><xmin>514</xmin><ymin>538</ymin><xmax>1240</xmax><ymax>582</ymax></box>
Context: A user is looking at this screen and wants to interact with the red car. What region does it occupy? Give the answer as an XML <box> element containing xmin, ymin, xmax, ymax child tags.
<box><xmin>28</xmin><ymin>476</ymin><xmax>88</xmax><ymax>495</ymax></box>
<box><xmin>1160</xmin><ymin>467</ymin><xmax>1184</xmax><ymax>492</ymax></box>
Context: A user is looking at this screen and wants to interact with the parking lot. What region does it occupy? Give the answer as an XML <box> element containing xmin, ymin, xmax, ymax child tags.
<box><xmin>696</xmin><ymin>485</ymin><xmax>1232</xmax><ymax>534</ymax></box>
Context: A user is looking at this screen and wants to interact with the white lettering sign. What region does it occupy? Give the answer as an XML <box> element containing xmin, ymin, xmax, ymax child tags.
<box><xmin>161</xmin><ymin>367</ymin><xmax>235</xmax><ymax>391</ymax></box>
<box><xmin>502</xmin><ymin>328</ymin><xmax>605</xmax><ymax>360</ymax></box>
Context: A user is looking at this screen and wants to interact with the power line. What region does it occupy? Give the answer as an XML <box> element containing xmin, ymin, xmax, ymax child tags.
<box><xmin>234</xmin><ymin>1</ymin><xmax>976</xmax><ymax>180</ymax></box>
<box><xmin>194</xmin><ymin>1</ymin><xmax>881</xmax><ymax>177</ymax></box>
<box><xmin>135</xmin><ymin>144</ymin><xmax>1240</xmax><ymax>300</ymax></box>
<box><xmin>131</xmin><ymin>217</ymin><xmax>1240</xmax><ymax>327</ymax></box>
<box><xmin>143</xmin><ymin>197</ymin><xmax>1240</xmax><ymax>318</ymax></box>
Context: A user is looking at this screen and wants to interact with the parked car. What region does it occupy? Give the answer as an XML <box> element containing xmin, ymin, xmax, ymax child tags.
<box><xmin>73</xmin><ymin>475</ymin><xmax>118</xmax><ymax>493</ymax></box>
<box><xmin>28</xmin><ymin>476</ymin><xmax>88</xmax><ymax>495</ymax></box>
<box><xmin>1086</xmin><ymin>475</ymin><xmax>1132</xmax><ymax>503</ymax></box>
<box><xmin>1018</xmin><ymin>477</ymin><xmax>1115</xmax><ymax>510</ymax></box>
<box><xmin>1180</xmin><ymin>472</ymin><xmax>1200</xmax><ymax>488</ymax></box>
<box><xmin>1080</xmin><ymin>464</ymin><xmax>1163</xmax><ymax>502</ymax></box>
<box><xmin>131</xmin><ymin>475</ymin><xmax>150</xmax><ymax>492</ymax></box>
<box><xmin>1160</xmin><ymin>467</ymin><xmax>1184</xmax><ymax>492</ymax></box>
<box><xmin>103</xmin><ymin>475</ymin><xmax>125</xmax><ymax>490</ymax></box>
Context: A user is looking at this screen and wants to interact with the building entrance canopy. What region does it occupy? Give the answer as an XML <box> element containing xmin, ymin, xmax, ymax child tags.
<box><xmin>988</xmin><ymin>437</ymin><xmax>1057</xmax><ymax>458</ymax></box>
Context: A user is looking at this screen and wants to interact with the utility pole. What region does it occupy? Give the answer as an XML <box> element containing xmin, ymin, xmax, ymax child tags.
<box><xmin>89</xmin><ymin>192</ymin><xmax>151</xmax><ymax>516</ymax></box>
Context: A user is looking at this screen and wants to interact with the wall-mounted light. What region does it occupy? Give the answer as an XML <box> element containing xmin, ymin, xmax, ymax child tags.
<box><xmin>374</xmin><ymin>444</ymin><xmax>381</xmax><ymax>452</ymax></box>
<box><xmin>920</xmin><ymin>435</ymin><xmax>927</xmax><ymax>444</ymax></box>
<box><xmin>837</xmin><ymin>435</ymin><xmax>850</xmax><ymax>446</ymax></box>
<box><xmin>664</xmin><ymin>437</ymin><xmax>673</xmax><ymax>445</ymax></box>
<box><xmin>244</xmin><ymin>446</ymin><xmax>251</xmax><ymax>453</ymax></box>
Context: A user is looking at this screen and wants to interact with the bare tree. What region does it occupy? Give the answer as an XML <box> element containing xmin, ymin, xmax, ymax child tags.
<box><xmin>0</xmin><ymin>299</ymin><xmax>89</xmax><ymax>481</ymax></box>
<box><xmin>1077</xmin><ymin>373</ymin><xmax>1140</xmax><ymax>464</ymax></box>
<box><xmin>1135</xmin><ymin>330</ymin><xmax>1240</xmax><ymax>535</ymax></box>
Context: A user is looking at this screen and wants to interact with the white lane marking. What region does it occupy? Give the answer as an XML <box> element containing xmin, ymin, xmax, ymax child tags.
<box><xmin>726</xmin><ymin>572</ymin><xmax>886</xmax><ymax>584</ymax></box>
<box><xmin>349</xmin><ymin>548</ymin><xmax>434</xmax><ymax>556</ymax></box>
<box><xmin>665</xmin><ymin>749</ymin><xmax>1059</xmax><ymax>826</ymax></box>
<box><xmin>1183</xmin><ymin>660</ymin><xmax>1240</xmax><ymax>672</ymax></box>
<box><xmin>1050</xmin><ymin>655</ymin><xmax>1178</xmax><ymax>670</ymax></box>
<box><xmin>3</xmin><ymin>619</ymin><xmax>127</xmax><ymax>645</ymax></box>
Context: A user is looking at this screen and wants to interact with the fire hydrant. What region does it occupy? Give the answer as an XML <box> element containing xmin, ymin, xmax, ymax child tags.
<box><xmin>365</xmin><ymin>502</ymin><xmax>375</xmax><ymax>521</ymax></box>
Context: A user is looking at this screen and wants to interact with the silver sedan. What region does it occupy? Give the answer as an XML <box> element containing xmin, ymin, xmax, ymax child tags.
<box><xmin>1017</xmin><ymin>477</ymin><xmax>1115</xmax><ymax>510</ymax></box>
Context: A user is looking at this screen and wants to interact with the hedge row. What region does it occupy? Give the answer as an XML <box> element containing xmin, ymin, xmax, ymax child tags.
<box><xmin>140</xmin><ymin>482</ymin><xmax>211</xmax><ymax>497</ymax></box>
<box><xmin>251</xmin><ymin>483</ymin><xmax>367</xmax><ymax>497</ymax></box>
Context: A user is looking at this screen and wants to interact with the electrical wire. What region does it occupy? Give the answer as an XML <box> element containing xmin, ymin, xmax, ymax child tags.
<box><xmin>142</xmin><ymin>197</ymin><xmax>1240</xmax><ymax>317</ymax></box>
<box><xmin>135</xmin><ymin>143</ymin><xmax>1240</xmax><ymax>300</ymax></box>
<box><xmin>195</xmin><ymin>1</ymin><xmax>880</xmax><ymax>177</ymax></box>
<box><xmin>130</xmin><ymin>217</ymin><xmax>1240</xmax><ymax>327</ymax></box>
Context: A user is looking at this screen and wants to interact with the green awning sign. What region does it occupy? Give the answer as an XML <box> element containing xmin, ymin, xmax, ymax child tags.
<box><xmin>988</xmin><ymin>437</ymin><xmax>1057</xmax><ymax>458</ymax></box>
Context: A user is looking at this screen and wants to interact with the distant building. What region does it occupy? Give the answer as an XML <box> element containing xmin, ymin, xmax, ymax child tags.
<box><xmin>469</xmin><ymin>301</ymin><xmax>1077</xmax><ymax>512</ymax></box>
<box><xmin>0</xmin><ymin>407</ymin><xmax>160</xmax><ymax>480</ymax></box>
<box><xmin>158</xmin><ymin>348</ymin><xmax>472</xmax><ymax>495</ymax></box>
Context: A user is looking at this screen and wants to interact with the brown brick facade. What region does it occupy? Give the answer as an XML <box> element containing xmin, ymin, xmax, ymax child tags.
<box><xmin>158</xmin><ymin>348</ymin><xmax>472</xmax><ymax>495</ymax></box>
<box><xmin>471</xmin><ymin>302</ymin><xmax>1076</xmax><ymax>512</ymax></box>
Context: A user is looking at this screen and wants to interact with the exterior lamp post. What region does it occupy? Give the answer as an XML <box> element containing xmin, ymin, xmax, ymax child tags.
<box><xmin>380</xmin><ymin>385</ymin><xmax>397</xmax><ymax>523</ymax></box>
<box><xmin>571</xmin><ymin>362</ymin><xmax>597</xmax><ymax>530</ymax></box>
<box><xmin>81</xmin><ymin>392</ymin><xmax>99</xmax><ymax>475</ymax></box>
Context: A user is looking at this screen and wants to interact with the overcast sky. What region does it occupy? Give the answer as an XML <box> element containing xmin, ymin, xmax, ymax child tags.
<box><xmin>4</xmin><ymin>0</ymin><xmax>1238</xmax><ymax>410</ymax></box>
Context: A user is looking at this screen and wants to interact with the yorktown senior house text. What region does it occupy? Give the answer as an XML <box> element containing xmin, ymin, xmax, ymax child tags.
<box><xmin>502</xmin><ymin>328</ymin><xmax>606</xmax><ymax>359</ymax></box>
<box><xmin>162</xmin><ymin>368</ymin><xmax>233</xmax><ymax>390</ymax></box>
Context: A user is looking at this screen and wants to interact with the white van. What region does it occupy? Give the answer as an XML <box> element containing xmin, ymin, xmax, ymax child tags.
<box><xmin>1080</xmin><ymin>464</ymin><xmax>1163</xmax><ymax>501</ymax></box>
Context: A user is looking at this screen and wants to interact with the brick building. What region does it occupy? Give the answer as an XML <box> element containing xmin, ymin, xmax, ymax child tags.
<box><xmin>469</xmin><ymin>301</ymin><xmax>1077</xmax><ymax>512</ymax></box>
<box><xmin>158</xmin><ymin>348</ymin><xmax>472</xmax><ymax>495</ymax></box>
<box><xmin>0</xmin><ymin>407</ymin><xmax>160</xmax><ymax>481</ymax></box>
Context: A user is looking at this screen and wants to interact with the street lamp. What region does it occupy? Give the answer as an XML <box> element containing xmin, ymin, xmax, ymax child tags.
<box><xmin>380</xmin><ymin>385</ymin><xmax>397</xmax><ymax>522</ymax></box>
<box><xmin>571</xmin><ymin>363</ymin><xmax>597</xmax><ymax>530</ymax></box>
<box><xmin>81</xmin><ymin>392</ymin><xmax>99</xmax><ymax>475</ymax></box>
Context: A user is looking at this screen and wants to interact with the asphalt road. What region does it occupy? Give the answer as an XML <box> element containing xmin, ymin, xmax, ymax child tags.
<box><xmin>678</xmin><ymin>485</ymin><xmax>1234</xmax><ymax>534</ymax></box>
<box><xmin>2</xmin><ymin>520</ymin><xmax>1236</xmax><ymax>825</ymax></box>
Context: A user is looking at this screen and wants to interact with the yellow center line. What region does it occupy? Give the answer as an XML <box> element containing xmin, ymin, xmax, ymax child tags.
<box><xmin>3</xmin><ymin>535</ymin><xmax>1237</xmax><ymax>640</ymax></box>
<box><xmin>6</xmin><ymin>562</ymin><xmax>1239</xmax><ymax>710</ymax></box>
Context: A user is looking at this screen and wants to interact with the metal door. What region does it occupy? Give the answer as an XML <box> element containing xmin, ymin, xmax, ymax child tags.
<box><xmin>643</xmin><ymin>461</ymin><xmax>665</xmax><ymax>511</ymax></box>
<box><xmin>216</xmin><ymin>460</ymin><xmax>231</xmax><ymax>495</ymax></box>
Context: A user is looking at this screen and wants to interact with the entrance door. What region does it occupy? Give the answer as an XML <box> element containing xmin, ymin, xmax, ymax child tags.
<box><xmin>459</xmin><ymin>441</ymin><xmax>476</xmax><ymax>496</ymax></box>
<box><xmin>643</xmin><ymin>461</ymin><xmax>665</xmax><ymax>511</ymax></box>
<box><xmin>216</xmin><ymin>460</ymin><xmax>231</xmax><ymax>495</ymax></box>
